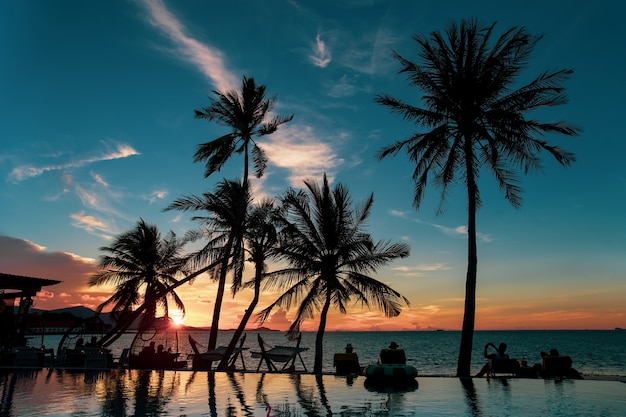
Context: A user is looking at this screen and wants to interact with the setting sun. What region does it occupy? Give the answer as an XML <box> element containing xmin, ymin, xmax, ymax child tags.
<box><xmin>170</xmin><ymin>310</ymin><xmax>185</xmax><ymax>326</ymax></box>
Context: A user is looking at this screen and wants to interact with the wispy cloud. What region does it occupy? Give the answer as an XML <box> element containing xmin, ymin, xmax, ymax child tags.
<box><xmin>262</xmin><ymin>125</ymin><xmax>343</xmax><ymax>187</ymax></box>
<box><xmin>9</xmin><ymin>143</ymin><xmax>139</xmax><ymax>182</ymax></box>
<box><xmin>310</xmin><ymin>33</ymin><xmax>331</xmax><ymax>68</ymax></box>
<box><xmin>391</xmin><ymin>262</ymin><xmax>451</xmax><ymax>277</ymax></box>
<box><xmin>143</xmin><ymin>189</ymin><xmax>168</xmax><ymax>204</ymax></box>
<box><xmin>70</xmin><ymin>211</ymin><xmax>118</xmax><ymax>240</ymax></box>
<box><xmin>431</xmin><ymin>223</ymin><xmax>493</xmax><ymax>243</ymax></box>
<box><xmin>62</xmin><ymin>174</ymin><xmax>123</xmax><ymax>216</ymax></box>
<box><xmin>326</xmin><ymin>74</ymin><xmax>359</xmax><ymax>98</ymax></box>
<box><xmin>140</xmin><ymin>0</ymin><xmax>239</xmax><ymax>92</ymax></box>
<box><xmin>389</xmin><ymin>209</ymin><xmax>409</xmax><ymax>218</ymax></box>
<box><xmin>141</xmin><ymin>0</ymin><xmax>342</xmax><ymax>190</ymax></box>
<box><xmin>91</xmin><ymin>172</ymin><xmax>108</xmax><ymax>187</ymax></box>
<box><xmin>332</xmin><ymin>26</ymin><xmax>399</xmax><ymax>76</ymax></box>
<box><xmin>389</xmin><ymin>210</ymin><xmax>494</xmax><ymax>243</ymax></box>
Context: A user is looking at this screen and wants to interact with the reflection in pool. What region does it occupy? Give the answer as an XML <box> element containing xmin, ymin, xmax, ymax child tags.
<box><xmin>0</xmin><ymin>369</ymin><xmax>624</xmax><ymax>416</ymax></box>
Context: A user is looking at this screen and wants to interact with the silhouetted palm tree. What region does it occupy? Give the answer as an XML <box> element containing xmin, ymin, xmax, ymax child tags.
<box><xmin>194</xmin><ymin>76</ymin><xmax>293</xmax><ymax>189</ymax></box>
<box><xmin>375</xmin><ymin>19</ymin><xmax>579</xmax><ymax>376</ymax></box>
<box><xmin>89</xmin><ymin>219</ymin><xmax>188</xmax><ymax>334</ymax></box>
<box><xmin>165</xmin><ymin>179</ymin><xmax>250</xmax><ymax>351</ymax></box>
<box><xmin>217</xmin><ymin>199</ymin><xmax>279</xmax><ymax>370</ymax></box>
<box><xmin>259</xmin><ymin>174</ymin><xmax>410</xmax><ymax>374</ymax></box>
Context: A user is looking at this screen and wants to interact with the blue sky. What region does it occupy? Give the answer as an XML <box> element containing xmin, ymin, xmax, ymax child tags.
<box><xmin>1</xmin><ymin>0</ymin><xmax>624</xmax><ymax>330</ymax></box>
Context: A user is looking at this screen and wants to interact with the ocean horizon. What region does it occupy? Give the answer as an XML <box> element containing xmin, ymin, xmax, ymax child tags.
<box><xmin>30</xmin><ymin>329</ymin><xmax>626</xmax><ymax>378</ymax></box>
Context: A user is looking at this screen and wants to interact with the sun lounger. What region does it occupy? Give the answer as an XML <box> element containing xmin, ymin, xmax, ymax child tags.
<box><xmin>542</xmin><ymin>355</ymin><xmax>573</xmax><ymax>379</ymax></box>
<box><xmin>488</xmin><ymin>358</ymin><xmax>520</xmax><ymax>377</ymax></box>
<box><xmin>188</xmin><ymin>334</ymin><xmax>248</xmax><ymax>370</ymax></box>
<box><xmin>252</xmin><ymin>333</ymin><xmax>308</xmax><ymax>372</ymax></box>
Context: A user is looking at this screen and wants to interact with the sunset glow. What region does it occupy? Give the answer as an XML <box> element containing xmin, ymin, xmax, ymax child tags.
<box><xmin>1</xmin><ymin>0</ymin><xmax>625</xmax><ymax>332</ymax></box>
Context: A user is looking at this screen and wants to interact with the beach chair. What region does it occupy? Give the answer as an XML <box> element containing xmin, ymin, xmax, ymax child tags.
<box><xmin>252</xmin><ymin>333</ymin><xmax>308</xmax><ymax>373</ymax></box>
<box><xmin>488</xmin><ymin>358</ymin><xmax>520</xmax><ymax>377</ymax></box>
<box><xmin>114</xmin><ymin>348</ymin><xmax>130</xmax><ymax>368</ymax></box>
<box><xmin>333</xmin><ymin>352</ymin><xmax>361</xmax><ymax>375</ymax></box>
<box><xmin>83</xmin><ymin>348</ymin><xmax>111</xmax><ymax>369</ymax></box>
<box><xmin>188</xmin><ymin>334</ymin><xmax>248</xmax><ymax>371</ymax></box>
<box><xmin>542</xmin><ymin>355</ymin><xmax>573</xmax><ymax>379</ymax></box>
<box><xmin>12</xmin><ymin>347</ymin><xmax>39</xmax><ymax>368</ymax></box>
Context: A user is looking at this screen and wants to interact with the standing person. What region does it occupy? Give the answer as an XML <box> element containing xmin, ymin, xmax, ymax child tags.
<box><xmin>475</xmin><ymin>342</ymin><xmax>509</xmax><ymax>377</ymax></box>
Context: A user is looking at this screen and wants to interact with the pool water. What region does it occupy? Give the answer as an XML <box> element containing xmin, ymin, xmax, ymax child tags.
<box><xmin>1</xmin><ymin>369</ymin><xmax>624</xmax><ymax>416</ymax></box>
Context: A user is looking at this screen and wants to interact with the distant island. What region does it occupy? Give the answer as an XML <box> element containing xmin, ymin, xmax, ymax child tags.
<box><xmin>24</xmin><ymin>306</ymin><xmax>278</xmax><ymax>334</ymax></box>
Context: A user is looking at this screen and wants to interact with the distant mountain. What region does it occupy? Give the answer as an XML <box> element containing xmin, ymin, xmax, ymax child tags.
<box><xmin>49</xmin><ymin>306</ymin><xmax>98</xmax><ymax>318</ymax></box>
<box><xmin>46</xmin><ymin>306</ymin><xmax>115</xmax><ymax>326</ymax></box>
<box><xmin>29</xmin><ymin>306</ymin><xmax>278</xmax><ymax>332</ymax></box>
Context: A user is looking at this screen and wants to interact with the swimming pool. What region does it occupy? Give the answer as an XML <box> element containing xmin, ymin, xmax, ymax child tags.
<box><xmin>1</xmin><ymin>369</ymin><xmax>624</xmax><ymax>416</ymax></box>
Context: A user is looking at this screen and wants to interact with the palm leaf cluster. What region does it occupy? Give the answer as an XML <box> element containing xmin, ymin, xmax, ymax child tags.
<box><xmin>261</xmin><ymin>175</ymin><xmax>409</xmax><ymax>334</ymax></box>
<box><xmin>194</xmin><ymin>76</ymin><xmax>293</xmax><ymax>183</ymax></box>
<box><xmin>88</xmin><ymin>219</ymin><xmax>188</xmax><ymax>331</ymax></box>
<box><xmin>260</xmin><ymin>174</ymin><xmax>410</xmax><ymax>373</ymax></box>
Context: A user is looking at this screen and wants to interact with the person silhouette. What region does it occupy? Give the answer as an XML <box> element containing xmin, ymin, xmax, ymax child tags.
<box><xmin>475</xmin><ymin>342</ymin><xmax>509</xmax><ymax>377</ymax></box>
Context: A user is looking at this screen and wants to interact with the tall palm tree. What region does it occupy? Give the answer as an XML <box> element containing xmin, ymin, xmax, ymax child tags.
<box><xmin>258</xmin><ymin>174</ymin><xmax>410</xmax><ymax>374</ymax></box>
<box><xmin>194</xmin><ymin>76</ymin><xmax>294</xmax><ymax>189</ymax></box>
<box><xmin>165</xmin><ymin>179</ymin><xmax>250</xmax><ymax>351</ymax></box>
<box><xmin>217</xmin><ymin>199</ymin><xmax>279</xmax><ymax>370</ymax></box>
<box><xmin>375</xmin><ymin>19</ymin><xmax>579</xmax><ymax>376</ymax></box>
<box><xmin>89</xmin><ymin>219</ymin><xmax>188</xmax><ymax>336</ymax></box>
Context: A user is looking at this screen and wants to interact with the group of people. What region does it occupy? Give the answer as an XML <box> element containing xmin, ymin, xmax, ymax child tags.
<box><xmin>333</xmin><ymin>340</ymin><xmax>581</xmax><ymax>378</ymax></box>
<box><xmin>73</xmin><ymin>336</ymin><xmax>102</xmax><ymax>351</ymax></box>
<box><xmin>475</xmin><ymin>341</ymin><xmax>581</xmax><ymax>378</ymax></box>
<box><xmin>333</xmin><ymin>341</ymin><xmax>408</xmax><ymax>375</ymax></box>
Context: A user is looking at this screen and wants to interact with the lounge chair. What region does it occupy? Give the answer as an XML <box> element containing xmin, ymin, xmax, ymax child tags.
<box><xmin>542</xmin><ymin>355</ymin><xmax>573</xmax><ymax>379</ymax></box>
<box><xmin>333</xmin><ymin>352</ymin><xmax>361</xmax><ymax>375</ymax></box>
<box><xmin>488</xmin><ymin>358</ymin><xmax>520</xmax><ymax>377</ymax></box>
<box><xmin>114</xmin><ymin>348</ymin><xmax>130</xmax><ymax>368</ymax></box>
<box><xmin>252</xmin><ymin>333</ymin><xmax>308</xmax><ymax>372</ymax></box>
<box><xmin>12</xmin><ymin>347</ymin><xmax>40</xmax><ymax>368</ymax></box>
<box><xmin>188</xmin><ymin>334</ymin><xmax>248</xmax><ymax>370</ymax></box>
<box><xmin>379</xmin><ymin>348</ymin><xmax>407</xmax><ymax>365</ymax></box>
<box><xmin>83</xmin><ymin>348</ymin><xmax>111</xmax><ymax>369</ymax></box>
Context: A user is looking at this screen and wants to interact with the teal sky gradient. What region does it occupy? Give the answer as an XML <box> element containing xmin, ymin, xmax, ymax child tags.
<box><xmin>1</xmin><ymin>0</ymin><xmax>624</xmax><ymax>330</ymax></box>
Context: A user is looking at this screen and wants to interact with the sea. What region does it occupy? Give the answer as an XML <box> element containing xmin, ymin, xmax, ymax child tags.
<box><xmin>27</xmin><ymin>329</ymin><xmax>626</xmax><ymax>377</ymax></box>
<box><xmin>4</xmin><ymin>330</ymin><xmax>625</xmax><ymax>416</ymax></box>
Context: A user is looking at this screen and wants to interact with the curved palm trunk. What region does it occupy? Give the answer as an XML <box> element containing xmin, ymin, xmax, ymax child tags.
<box><xmin>313</xmin><ymin>291</ymin><xmax>332</xmax><ymax>374</ymax></box>
<box><xmin>207</xmin><ymin>236</ymin><xmax>235</xmax><ymax>351</ymax></box>
<box><xmin>457</xmin><ymin>144</ymin><xmax>479</xmax><ymax>377</ymax></box>
<box><xmin>100</xmin><ymin>260</ymin><xmax>221</xmax><ymax>347</ymax></box>
<box><xmin>217</xmin><ymin>258</ymin><xmax>263</xmax><ymax>370</ymax></box>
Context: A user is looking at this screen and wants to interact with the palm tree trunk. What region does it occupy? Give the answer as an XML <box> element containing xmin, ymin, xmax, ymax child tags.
<box><xmin>217</xmin><ymin>260</ymin><xmax>262</xmax><ymax>370</ymax></box>
<box><xmin>207</xmin><ymin>237</ymin><xmax>235</xmax><ymax>351</ymax></box>
<box><xmin>313</xmin><ymin>292</ymin><xmax>332</xmax><ymax>374</ymax></box>
<box><xmin>457</xmin><ymin>146</ymin><xmax>478</xmax><ymax>377</ymax></box>
<box><xmin>243</xmin><ymin>139</ymin><xmax>250</xmax><ymax>191</ymax></box>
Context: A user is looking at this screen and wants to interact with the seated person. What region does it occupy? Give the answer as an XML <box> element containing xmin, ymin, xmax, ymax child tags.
<box><xmin>85</xmin><ymin>336</ymin><xmax>98</xmax><ymax>348</ymax></box>
<box><xmin>140</xmin><ymin>341</ymin><xmax>156</xmax><ymax>358</ymax></box>
<box><xmin>475</xmin><ymin>342</ymin><xmax>509</xmax><ymax>377</ymax></box>
<box><xmin>534</xmin><ymin>348</ymin><xmax>582</xmax><ymax>379</ymax></box>
<box><xmin>379</xmin><ymin>341</ymin><xmax>406</xmax><ymax>364</ymax></box>
<box><xmin>517</xmin><ymin>358</ymin><xmax>537</xmax><ymax>378</ymax></box>
<box><xmin>74</xmin><ymin>338</ymin><xmax>85</xmax><ymax>350</ymax></box>
<box><xmin>333</xmin><ymin>343</ymin><xmax>361</xmax><ymax>374</ymax></box>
